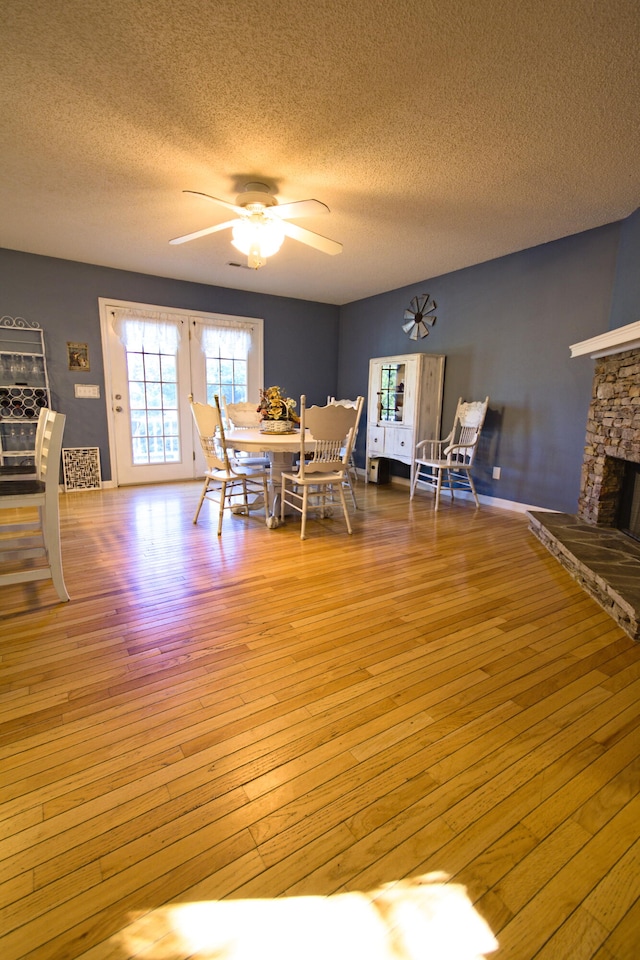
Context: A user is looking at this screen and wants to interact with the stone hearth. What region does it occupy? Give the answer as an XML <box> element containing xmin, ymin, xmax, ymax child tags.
<box><xmin>528</xmin><ymin>511</ymin><xmax>640</xmax><ymax>640</ymax></box>
<box><xmin>528</xmin><ymin>323</ymin><xmax>640</xmax><ymax>641</ymax></box>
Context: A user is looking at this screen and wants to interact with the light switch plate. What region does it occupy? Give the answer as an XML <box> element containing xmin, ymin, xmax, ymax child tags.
<box><xmin>74</xmin><ymin>384</ymin><xmax>100</xmax><ymax>399</ymax></box>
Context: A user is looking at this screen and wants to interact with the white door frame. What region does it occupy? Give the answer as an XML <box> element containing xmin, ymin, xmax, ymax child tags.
<box><xmin>99</xmin><ymin>297</ymin><xmax>264</xmax><ymax>486</ymax></box>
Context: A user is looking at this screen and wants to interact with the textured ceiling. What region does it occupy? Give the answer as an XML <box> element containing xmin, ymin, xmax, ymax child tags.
<box><xmin>1</xmin><ymin>0</ymin><xmax>639</xmax><ymax>305</ymax></box>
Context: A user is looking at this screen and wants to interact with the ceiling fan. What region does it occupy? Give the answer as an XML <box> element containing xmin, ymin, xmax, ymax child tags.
<box><xmin>170</xmin><ymin>182</ymin><xmax>343</xmax><ymax>269</ymax></box>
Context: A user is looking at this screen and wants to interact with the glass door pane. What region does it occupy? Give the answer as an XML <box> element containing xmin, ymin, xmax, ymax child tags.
<box><xmin>126</xmin><ymin>349</ymin><xmax>180</xmax><ymax>465</ymax></box>
<box><xmin>380</xmin><ymin>363</ymin><xmax>406</xmax><ymax>422</ymax></box>
<box><xmin>206</xmin><ymin>355</ymin><xmax>248</xmax><ymax>406</ymax></box>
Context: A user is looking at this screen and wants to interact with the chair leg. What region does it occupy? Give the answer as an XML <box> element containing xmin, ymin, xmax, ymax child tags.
<box><xmin>467</xmin><ymin>471</ymin><xmax>480</xmax><ymax>507</ymax></box>
<box><xmin>434</xmin><ymin>467</ymin><xmax>444</xmax><ymax>511</ymax></box>
<box><xmin>410</xmin><ymin>463</ymin><xmax>425</xmax><ymax>499</ymax></box>
<box><xmin>42</xmin><ymin>500</ymin><xmax>70</xmax><ymax>602</ymax></box>
<box><xmin>300</xmin><ymin>486</ymin><xmax>309</xmax><ymax>540</ymax></box>
<box><xmin>345</xmin><ymin>472</ymin><xmax>358</xmax><ymax>508</ymax></box>
<box><xmin>447</xmin><ymin>469</ymin><xmax>455</xmax><ymax>502</ymax></box>
<box><xmin>193</xmin><ymin>477</ymin><xmax>210</xmax><ymax>524</ymax></box>
<box><xmin>217</xmin><ymin>481</ymin><xmax>227</xmax><ymax>536</ymax></box>
<box><xmin>337</xmin><ymin>484</ymin><xmax>353</xmax><ymax>535</ymax></box>
<box><xmin>348</xmin><ymin>457</ymin><xmax>358</xmax><ymax>506</ymax></box>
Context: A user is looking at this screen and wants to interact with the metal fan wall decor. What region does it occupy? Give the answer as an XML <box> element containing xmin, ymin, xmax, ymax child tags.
<box><xmin>402</xmin><ymin>294</ymin><xmax>437</xmax><ymax>340</ymax></box>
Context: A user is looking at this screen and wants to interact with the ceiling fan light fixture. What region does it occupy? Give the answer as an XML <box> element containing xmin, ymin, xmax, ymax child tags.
<box><xmin>231</xmin><ymin>215</ymin><xmax>285</xmax><ymax>265</ymax></box>
<box><xmin>171</xmin><ymin>185</ymin><xmax>342</xmax><ymax>264</ymax></box>
<box><xmin>247</xmin><ymin>244</ymin><xmax>265</xmax><ymax>270</ymax></box>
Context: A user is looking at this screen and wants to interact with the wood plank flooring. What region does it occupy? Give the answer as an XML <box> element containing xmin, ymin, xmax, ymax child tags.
<box><xmin>0</xmin><ymin>480</ymin><xmax>638</xmax><ymax>959</ymax></box>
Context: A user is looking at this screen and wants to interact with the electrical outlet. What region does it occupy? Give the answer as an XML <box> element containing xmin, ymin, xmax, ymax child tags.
<box><xmin>492</xmin><ymin>466</ymin><xmax>501</xmax><ymax>480</ymax></box>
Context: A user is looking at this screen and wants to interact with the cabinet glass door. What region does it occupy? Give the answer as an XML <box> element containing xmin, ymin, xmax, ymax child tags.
<box><xmin>379</xmin><ymin>362</ymin><xmax>406</xmax><ymax>422</ymax></box>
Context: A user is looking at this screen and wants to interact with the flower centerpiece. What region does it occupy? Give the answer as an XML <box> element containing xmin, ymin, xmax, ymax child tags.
<box><xmin>257</xmin><ymin>385</ymin><xmax>299</xmax><ymax>433</ymax></box>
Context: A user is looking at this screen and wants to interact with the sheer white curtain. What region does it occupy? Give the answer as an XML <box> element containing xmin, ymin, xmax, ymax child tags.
<box><xmin>200</xmin><ymin>324</ymin><xmax>251</xmax><ymax>359</ymax></box>
<box><xmin>111</xmin><ymin>308</ymin><xmax>183</xmax><ymax>354</ymax></box>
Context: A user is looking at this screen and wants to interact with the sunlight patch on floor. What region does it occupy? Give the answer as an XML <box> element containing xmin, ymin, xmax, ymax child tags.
<box><xmin>112</xmin><ymin>874</ymin><xmax>498</xmax><ymax>960</ymax></box>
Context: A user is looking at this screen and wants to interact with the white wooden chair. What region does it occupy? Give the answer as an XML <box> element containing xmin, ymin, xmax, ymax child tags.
<box><xmin>221</xmin><ymin>399</ymin><xmax>270</xmax><ymax>468</ymax></box>
<box><xmin>327</xmin><ymin>396</ymin><xmax>363</xmax><ymax>507</ymax></box>
<box><xmin>410</xmin><ymin>397</ymin><xmax>489</xmax><ymax>510</ymax></box>
<box><xmin>280</xmin><ymin>396</ymin><xmax>364</xmax><ymax>539</ymax></box>
<box><xmin>0</xmin><ymin>409</ymin><xmax>69</xmax><ymax>601</ymax></box>
<box><xmin>189</xmin><ymin>394</ymin><xmax>269</xmax><ymax>536</ymax></box>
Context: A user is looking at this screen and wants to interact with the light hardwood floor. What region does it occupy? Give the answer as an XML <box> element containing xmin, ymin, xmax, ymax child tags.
<box><xmin>0</xmin><ymin>480</ymin><xmax>638</xmax><ymax>959</ymax></box>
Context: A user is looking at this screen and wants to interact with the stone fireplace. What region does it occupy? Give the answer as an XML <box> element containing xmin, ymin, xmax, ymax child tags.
<box><xmin>578</xmin><ymin>346</ymin><xmax>640</xmax><ymax>526</ymax></box>
<box><xmin>528</xmin><ymin>320</ymin><xmax>640</xmax><ymax>640</ymax></box>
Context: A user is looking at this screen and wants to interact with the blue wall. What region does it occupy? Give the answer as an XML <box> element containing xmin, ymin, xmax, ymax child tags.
<box><xmin>0</xmin><ymin>249</ymin><xmax>340</xmax><ymax>481</ymax></box>
<box><xmin>338</xmin><ymin>223</ymin><xmax>622</xmax><ymax>512</ymax></box>
<box><xmin>1</xmin><ymin>211</ymin><xmax>635</xmax><ymax>510</ymax></box>
<box><xmin>609</xmin><ymin>207</ymin><xmax>640</xmax><ymax>331</ymax></box>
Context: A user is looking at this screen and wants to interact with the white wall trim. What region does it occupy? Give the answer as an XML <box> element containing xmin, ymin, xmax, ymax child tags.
<box><xmin>570</xmin><ymin>319</ymin><xmax>640</xmax><ymax>358</ymax></box>
<box><xmin>385</xmin><ymin>474</ymin><xmax>554</xmax><ymax>514</ymax></box>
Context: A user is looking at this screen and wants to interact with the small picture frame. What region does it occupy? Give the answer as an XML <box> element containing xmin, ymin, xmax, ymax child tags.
<box><xmin>67</xmin><ymin>342</ymin><xmax>90</xmax><ymax>372</ymax></box>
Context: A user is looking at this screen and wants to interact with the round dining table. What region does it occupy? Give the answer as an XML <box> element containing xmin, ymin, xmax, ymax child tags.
<box><xmin>224</xmin><ymin>426</ymin><xmax>315</xmax><ymax>527</ymax></box>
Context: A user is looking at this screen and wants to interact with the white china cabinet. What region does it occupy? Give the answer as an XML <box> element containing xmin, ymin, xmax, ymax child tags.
<box><xmin>366</xmin><ymin>353</ymin><xmax>445</xmax><ymax>481</ymax></box>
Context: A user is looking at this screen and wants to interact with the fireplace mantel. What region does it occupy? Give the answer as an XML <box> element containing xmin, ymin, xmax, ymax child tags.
<box><xmin>570</xmin><ymin>319</ymin><xmax>640</xmax><ymax>358</ymax></box>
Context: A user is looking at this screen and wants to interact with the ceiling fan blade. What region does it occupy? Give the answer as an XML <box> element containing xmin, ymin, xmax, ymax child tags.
<box><xmin>271</xmin><ymin>199</ymin><xmax>330</xmax><ymax>220</ymax></box>
<box><xmin>169</xmin><ymin>219</ymin><xmax>238</xmax><ymax>245</ymax></box>
<box><xmin>281</xmin><ymin>220</ymin><xmax>342</xmax><ymax>256</ymax></box>
<box><xmin>183</xmin><ymin>190</ymin><xmax>245</xmax><ymax>216</ymax></box>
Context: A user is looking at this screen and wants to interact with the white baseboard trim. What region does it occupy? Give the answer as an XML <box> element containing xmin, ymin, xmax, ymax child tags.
<box><xmin>382</xmin><ymin>474</ymin><xmax>555</xmax><ymax>515</ymax></box>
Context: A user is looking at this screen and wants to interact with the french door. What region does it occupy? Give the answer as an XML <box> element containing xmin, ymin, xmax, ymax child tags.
<box><xmin>99</xmin><ymin>299</ymin><xmax>263</xmax><ymax>485</ymax></box>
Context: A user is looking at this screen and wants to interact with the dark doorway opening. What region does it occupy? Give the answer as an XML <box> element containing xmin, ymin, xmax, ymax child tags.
<box><xmin>617</xmin><ymin>461</ymin><xmax>640</xmax><ymax>542</ymax></box>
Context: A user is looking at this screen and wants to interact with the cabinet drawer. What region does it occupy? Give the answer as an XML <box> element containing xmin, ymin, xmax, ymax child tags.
<box><xmin>367</xmin><ymin>426</ymin><xmax>386</xmax><ymax>455</ymax></box>
<box><xmin>385</xmin><ymin>427</ymin><xmax>412</xmax><ymax>462</ymax></box>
